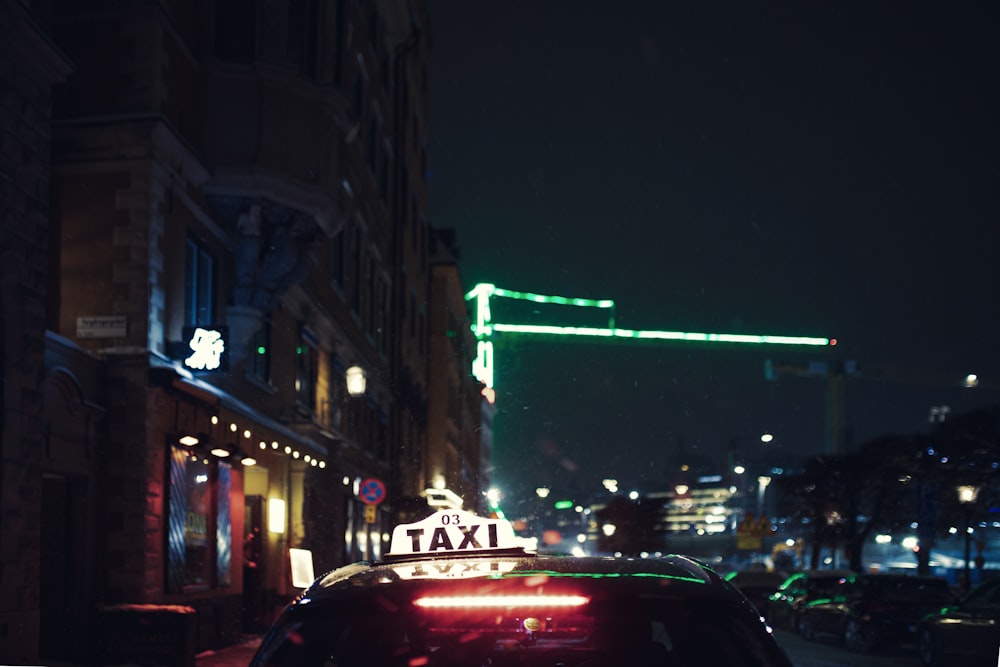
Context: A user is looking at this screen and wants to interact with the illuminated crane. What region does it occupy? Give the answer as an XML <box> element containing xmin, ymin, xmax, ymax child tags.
<box><xmin>465</xmin><ymin>283</ymin><xmax>835</xmax><ymax>391</ymax></box>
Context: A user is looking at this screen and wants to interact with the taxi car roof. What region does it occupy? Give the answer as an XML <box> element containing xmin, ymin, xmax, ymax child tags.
<box><xmin>298</xmin><ymin>553</ymin><xmax>740</xmax><ymax>606</ymax></box>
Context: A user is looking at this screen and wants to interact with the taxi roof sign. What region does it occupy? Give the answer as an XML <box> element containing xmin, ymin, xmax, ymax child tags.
<box><xmin>387</xmin><ymin>509</ymin><xmax>525</xmax><ymax>559</ymax></box>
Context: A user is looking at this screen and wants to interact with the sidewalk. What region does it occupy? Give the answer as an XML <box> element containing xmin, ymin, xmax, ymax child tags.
<box><xmin>195</xmin><ymin>636</ymin><xmax>263</xmax><ymax>667</ymax></box>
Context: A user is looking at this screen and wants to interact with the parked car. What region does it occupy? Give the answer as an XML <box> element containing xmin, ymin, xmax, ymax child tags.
<box><xmin>766</xmin><ymin>569</ymin><xmax>853</xmax><ymax>632</ymax></box>
<box><xmin>918</xmin><ymin>576</ymin><xmax>1000</xmax><ymax>667</ymax></box>
<box><xmin>724</xmin><ymin>569</ymin><xmax>788</xmax><ymax>618</ymax></box>
<box><xmin>798</xmin><ymin>573</ymin><xmax>955</xmax><ymax>652</ymax></box>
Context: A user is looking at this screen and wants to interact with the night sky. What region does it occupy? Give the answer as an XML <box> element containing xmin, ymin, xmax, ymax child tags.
<box><xmin>427</xmin><ymin>3</ymin><xmax>1000</xmax><ymax>505</ymax></box>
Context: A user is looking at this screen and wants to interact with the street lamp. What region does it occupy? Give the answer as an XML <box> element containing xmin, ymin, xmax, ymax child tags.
<box><xmin>728</xmin><ymin>433</ymin><xmax>774</xmax><ymax>519</ymax></box>
<box><xmin>757</xmin><ymin>475</ymin><xmax>772</xmax><ymax>516</ymax></box>
<box><xmin>728</xmin><ymin>433</ymin><xmax>774</xmax><ymax>471</ymax></box>
<box><xmin>345</xmin><ymin>365</ymin><xmax>367</xmax><ymax>396</ymax></box>
<box><xmin>957</xmin><ymin>484</ymin><xmax>980</xmax><ymax>592</ymax></box>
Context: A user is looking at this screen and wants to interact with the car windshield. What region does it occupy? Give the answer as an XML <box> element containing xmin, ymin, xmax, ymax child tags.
<box><xmin>253</xmin><ymin>594</ymin><xmax>786</xmax><ymax>667</ymax></box>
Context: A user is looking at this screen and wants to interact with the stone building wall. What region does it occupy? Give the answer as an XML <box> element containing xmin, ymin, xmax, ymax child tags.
<box><xmin>0</xmin><ymin>0</ymin><xmax>73</xmax><ymax>661</ymax></box>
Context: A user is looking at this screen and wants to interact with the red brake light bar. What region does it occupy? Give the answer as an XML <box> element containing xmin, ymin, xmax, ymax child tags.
<box><xmin>414</xmin><ymin>594</ymin><xmax>589</xmax><ymax>609</ymax></box>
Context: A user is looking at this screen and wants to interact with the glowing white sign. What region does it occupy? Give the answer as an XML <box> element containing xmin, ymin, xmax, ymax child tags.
<box><xmin>184</xmin><ymin>327</ymin><xmax>226</xmax><ymax>371</ymax></box>
<box><xmin>387</xmin><ymin>510</ymin><xmax>520</xmax><ymax>558</ymax></box>
<box><xmin>289</xmin><ymin>548</ymin><xmax>316</xmax><ymax>588</ymax></box>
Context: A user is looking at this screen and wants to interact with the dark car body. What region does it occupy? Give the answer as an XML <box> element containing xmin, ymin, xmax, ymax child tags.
<box><xmin>918</xmin><ymin>576</ymin><xmax>1000</xmax><ymax>667</ymax></box>
<box><xmin>798</xmin><ymin>573</ymin><xmax>955</xmax><ymax>652</ymax></box>
<box><xmin>766</xmin><ymin>569</ymin><xmax>853</xmax><ymax>632</ymax></box>
<box><xmin>724</xmin><ymin>569</ymin><xmax>788</xmax><ymax>618</ymax></box>
<box><xmin>249</xmin><ymin>510</ymin><xmax>794</xmax><ymax>667</ymax></box>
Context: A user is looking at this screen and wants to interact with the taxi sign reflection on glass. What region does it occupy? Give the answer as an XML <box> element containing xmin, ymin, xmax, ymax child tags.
<box><xmin>387</xmin><ymin>509</ymin><xmax>522</xmax><ymax>558</ymax></box>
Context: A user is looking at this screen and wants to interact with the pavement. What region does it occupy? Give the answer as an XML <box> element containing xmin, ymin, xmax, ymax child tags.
<box><xmin>195</xmin><ymin>636</ymin><xmax>263</xmax><ymax>667</ymax></box>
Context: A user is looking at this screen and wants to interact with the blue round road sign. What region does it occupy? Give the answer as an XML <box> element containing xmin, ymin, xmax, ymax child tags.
<box><xmin>359</xmin><ymin>478</ymin><xmax>386</xmax><ymax>505</ymax></box>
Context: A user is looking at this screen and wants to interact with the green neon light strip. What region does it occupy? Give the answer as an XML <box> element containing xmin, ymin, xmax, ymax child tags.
<box><xmin>488</xmin><ymin>323</ymin><xmax>830</xmax><ymax>346</ymax></box>
<box><xmin>464</xmin><ymin>283</ymin><xmax>495</xmax><ymax>301</ymax></box>
<box><xmin>491</xmin><ymin>287</ymin><xmax>615</xmax><ymax>309</ymax></box>
<box><xmin>493</xmin><ymin>570</ymin><xmax>707</xmax><ymax>584</ymax></box>
<box><xmin>465</xmin><ymin>284</ymin><xmax>833</xmax><ymax>389</ymax></box>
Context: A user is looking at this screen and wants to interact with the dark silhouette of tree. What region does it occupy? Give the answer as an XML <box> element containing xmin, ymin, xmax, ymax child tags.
<box><xmin>931</xmin><ymin>405</ymin><xmax>1000</xmax><ymax>491</ymax></box>
<box><xmin>773</xmin><ymin>404</ymin><xmax>1000</xmax><ymax>575</ymax></box>
<box><xmin>774</xmin><ymin>435</ymin><xmax>931</xmax><ymax>572</ymax></box>
<box><xmin>773</xmin><ymin>456</ymin><xmax>839</xmax><ymax>569</ymax></box>
<box><xmin>841</xmin><ymin>435</ymin><xmax>931</xmax><ymax>571</ymax></box>
<box><xmin>922</xmin><ymin>405</ymin><xmax>1000</xmax><ymax>575</ymax></box>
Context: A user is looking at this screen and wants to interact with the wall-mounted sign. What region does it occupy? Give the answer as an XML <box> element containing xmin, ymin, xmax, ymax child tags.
<box><xmin>76</xmin><ymin>315</ymin><xmax>127</xmax><ymax>338</ymax></box>
<box><xmin>182</xmin><ymin>326</ymin><xmax>229</xmax><ymax>372</ymax></box>
<box><xmin>289</xmin><ymin>548</ymin><xmax>315</xmax><ymax>588</ymax></box>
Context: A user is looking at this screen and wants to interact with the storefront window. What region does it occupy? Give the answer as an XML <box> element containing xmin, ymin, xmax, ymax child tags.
<box><xmin>217</xmin><ymin>463</ymin><xmax>232</xmax><ymax>587</ymax></box>
<box><xmin>167</xmin><ymin>446</ymin><xmax>232</xmax><ymax>592</ymax></box>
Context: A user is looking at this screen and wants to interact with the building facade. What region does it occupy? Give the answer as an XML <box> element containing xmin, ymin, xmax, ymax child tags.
<box><xmin>0</xmin><ymin>0</ymin><xmax>486</xmax><ymax>663</ymax></box>
<box><xmin>427</xmin><ymin>230</ymin><xmax>489</xmax><ymax>513</ymax></box>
